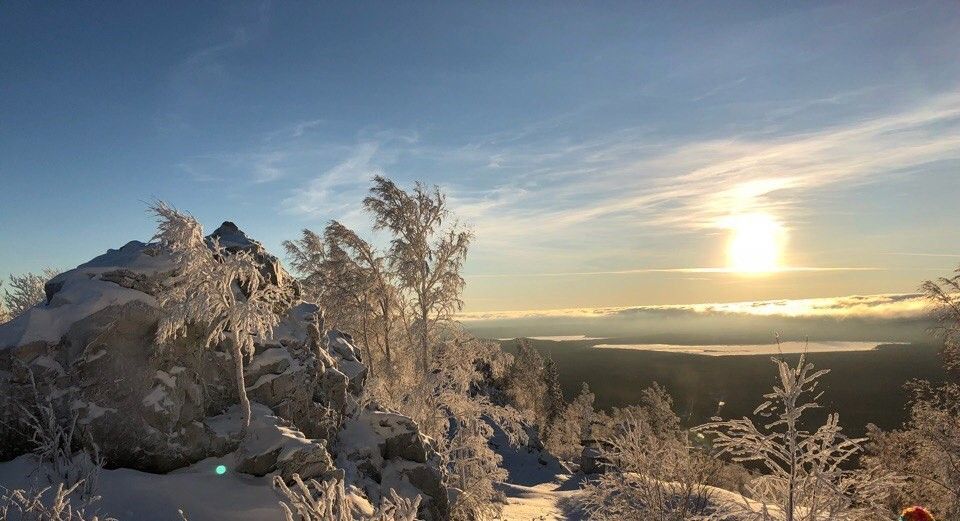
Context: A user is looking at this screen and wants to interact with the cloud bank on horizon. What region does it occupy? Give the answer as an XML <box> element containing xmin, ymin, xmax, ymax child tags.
<box><xmin>458</xmin><ymin>292</ymin><xmax>929</xmax><ymax>322</ymax></box>
<box><xmin>458</xmin><ymin>293</ymin><xmax>938</xmax><ymax>345</ymax></box>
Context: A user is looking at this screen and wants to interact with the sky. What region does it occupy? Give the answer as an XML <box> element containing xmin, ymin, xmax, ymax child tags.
<box><xmin>2</xmin><ymin>1</ymin><xmax>960</xmax><ymax>313</ymax></box>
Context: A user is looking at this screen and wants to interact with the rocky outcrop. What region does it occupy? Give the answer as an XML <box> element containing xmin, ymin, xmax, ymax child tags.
<box><xmin>0</xmin><ymin>223</ymin><xmax>447</xmax><ymax>520</ymax></box>
<box><xmin>337</xmin><ymin>411</ymin><xmax>449</xmax><ymax>520</ymax></box>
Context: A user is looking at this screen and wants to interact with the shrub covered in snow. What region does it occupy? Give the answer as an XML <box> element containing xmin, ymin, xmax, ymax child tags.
<box><xmin>2</xmin><ymin>269</ymin><xmax>58</xmax><ymax>321</ymax></box>
<box><xmin>273</xmin><ymin>474</ymin><xmax>419</xmax><ymax>521</ymax></box>
<box><xmin>581</xmin><ymin>385</ymin><xmax>723</xmax><ymax>521</ymax></box>
<box><xmin>0</xmin><ymin>481</ymin><xmax>115</xmax><ymax>521</ymax></box>
<box><xmin>696</xmin><ymin>354</ymin><xmax>901</xmax><ymax>521</ymax></box>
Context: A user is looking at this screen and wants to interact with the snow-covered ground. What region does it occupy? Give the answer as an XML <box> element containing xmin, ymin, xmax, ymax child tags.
<box><xmin>0</xmin><ymin>453</ymin><xmax>587</xmax><ymax>521</ymax></box>
<box><xmin>0</xmin><ymin>455</ymin><xmax>284</xmax><ymax>520</ymax></box>
<box><xmin>498</xmin><ymin>480</ymin><xmax>584</xmax><ymax>521</ymax></box>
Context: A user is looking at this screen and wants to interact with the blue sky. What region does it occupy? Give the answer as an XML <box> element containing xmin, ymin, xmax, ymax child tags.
<box><xmin>2</xmin><ymin>1</ymin><xmax>960</xmax><ymax>311</ymax></box>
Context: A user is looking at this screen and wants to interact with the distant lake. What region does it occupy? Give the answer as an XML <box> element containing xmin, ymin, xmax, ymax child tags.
<box><xmin>497</xmin><ymin>337</ymin><xmax>947</xmax><ymax>436</ymax></box>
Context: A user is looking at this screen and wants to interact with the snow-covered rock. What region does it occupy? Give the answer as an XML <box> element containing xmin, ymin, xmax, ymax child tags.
<box><xmin>0</xmin><ymin>223</ymin><xmax>445</xmax><ymax>520</ymax></box>
<box><xmin>336</xmin><ymin>410</ymin><xmax>449</xmax><ymax>520</ymax></box>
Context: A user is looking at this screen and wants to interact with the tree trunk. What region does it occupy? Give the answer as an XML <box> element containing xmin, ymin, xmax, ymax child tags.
<box><xmin>231</xmin><ymin>333</ymin><xmax>252</xmax><ymax>438</ymax></box>
<box><xmin>419</xmin><ymin>304</ymin><xmax>429</xmax><ymax>374</ymax></box>
<box><xmin>360</xmin><ymin>298</ymin><xmax>374</xmax><ymax>377</ymax></box>
<box><xmin>381</xmin><ymin>298</ymin><xmax>393</xmax><ymax>367</ymax></box>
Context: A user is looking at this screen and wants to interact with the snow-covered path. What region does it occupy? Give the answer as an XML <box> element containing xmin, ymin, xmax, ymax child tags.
<box><xmin>497</xmin><ymin>477</ymin><xmax>585</xmax><ymax>521</ymax></box>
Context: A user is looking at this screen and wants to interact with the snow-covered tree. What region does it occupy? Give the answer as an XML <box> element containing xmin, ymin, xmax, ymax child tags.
<box><xmin>363</xmin><ymin>175</ymin><xmax>471</xmax><ymax>375</ymax></box>
<box><xmin>444</xmin><ymin>417</ymin><xmax>508</xmax><ymax>521</ymax></box>
<box><xmin>0</xmin><ymin>481</ymin><xmax>116</xmax><ymax>521</ymax></box>
<box><xmin>3</xmin><ymin>269</ymin><xmax>57</xmax><ymax>318</ymax></box>
<box><xmin>325</xmin><ymin>220</ymin><xmax>400</xmax><ymax>375</ymax></box>
<box><xmin>282</xmin><ymin>229</ymin><xmax>327</xmax><ymax>303</ymax></box>
<box><xmin>283</xmin><ymin>222</ymin><xmax>401</xmax><ymax>378</ymax></box>
<box><xmin>865</xmin><ymin>381</ymin><xmax>960</xmax><ymax>518</ymax></box>
<box><xmin>921</xmin><ymin>268</ymin><xmax>960</xmax><ymax>371</ymax></box>
<box><xmin>150</xmin><ymin>202</ymin><xmax>284</xmax><ymax>435</ymax></box>
<box><xmin>502</xmin><ymin>340</ymin><xmax>566</xmax><ymax>442</ymax></box>
<box><xmin>582</xmin><ymin>398</ymin><xmax>723</xmax><ymax>521</ymax></box>
<box><xmin>545</xmin><ymin>382</ymin><xmax>595</xmax><ymax>461</ymax></box>
<box><xmin>273</xmin><ymin>474</ymin><xmax>419</xmax><ymax>521</ymax></box>
<box><xmin>371</xmin><ymin>326</ymin><xmax>524</xmax><ymax>520</ymax></box>
<box><xmin>696</xmin><ymin>355</ymin><xmax>900</xmax><ymax>521</ymax></box>
<box><xmin>0</xmin><ymin>280</ymin><xmax>10</xmax><ymax>324</ymax></box>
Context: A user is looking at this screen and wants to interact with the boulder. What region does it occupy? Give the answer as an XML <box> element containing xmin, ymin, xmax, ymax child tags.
<box><xmin>337</xmin><ymin>410</ymin><xmax>448</xmax><ymax>520</ymax></box>
<box><xmin>209</xmin><ymin>404</ymin><xmax>336</xmax><ymax>482</ymax></box>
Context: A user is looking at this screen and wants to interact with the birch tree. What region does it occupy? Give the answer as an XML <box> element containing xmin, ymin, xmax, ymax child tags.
<box><xmin>282</xmin><ymin>229</ymin><xmax>328</xmax><ymax>303</ymax></box>
<box><xmin>324</xmin><ymin>220</ymin><xmax>399</xmax><ymax>374</ymax></box>
<box><xmin>363</xmin><ymin>175</ymin><xmax>471</xmax><ymax>374</ymax></box>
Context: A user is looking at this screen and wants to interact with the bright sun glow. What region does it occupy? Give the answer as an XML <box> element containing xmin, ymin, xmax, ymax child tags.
<box><xmin>725</xmin><ymin>213</ymin><xmax>784</xmax><ymax>274</ymax></box>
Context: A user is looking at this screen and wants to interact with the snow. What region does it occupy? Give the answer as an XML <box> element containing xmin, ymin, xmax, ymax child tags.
<box><xmin>268</xmin><ymin>303</ymin><xmax>319</xmax><ymax>345</ymax></box>
<box><xmin>0</xmin><ymin>239</ymin><xmax>174</xmax><ymax>350</ymax></box>
<box><xmin>155</xmin><ymin>370</ymin><xmax>177</xmax><ymax>389</ymax></box>
<box><xmin>0</xmin><ymin>455</ymin><xmax>283</xmax><ymax>521</ymax></box>
<box><xmin>142</xmin><ymin>385</ymin><xmax>173</xmax><ymax>412</ymax></box>
<box><xmin>498</xmin><ymin>480</ymin><xmax>585</xmax><ymax>521</ymax></box>
<box><xmin>205</xmin><ymin>403</ymin><xmax>318</xmax><ymax>462</ymax></box>
<box><xmin>246</xmin><ymin>347</ymin><xmax>293</xmax><ymax>375</ymax></box>
<box><xmin>0</xmin><ymin>276</ymin><xmax>157</xmax><ymax>349</ymax></box>
<box><xmin>31</xmin><ymin>355</ymin><xmax>65</xmax><ymax>376</ymax></box>
<box><xmin>75</xmin><ymin>241</ymin><xmax>170</xmax><ymax>273</ymax></box>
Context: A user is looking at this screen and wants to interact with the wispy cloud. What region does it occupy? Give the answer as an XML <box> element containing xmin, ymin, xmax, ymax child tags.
<box><xmin>281</xmin><ymin>141</ymin><xmax>383</xmax><ymax>217</ymax></box>
<box><xmin>882</xmin><ymin>252</ymin><xmax>960</xmax><ymax>258</ymax></box>
<box><xmin>467</xmin><ymin>266</ymin><xmax>883</xmax><ymax>278</ymax></box>
<box><xmin>451</xmin><ymin>91</ymin><xmax>960</xmax><ymax>250</ymax></box>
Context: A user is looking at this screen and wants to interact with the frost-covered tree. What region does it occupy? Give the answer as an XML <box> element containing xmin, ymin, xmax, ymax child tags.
<box><xmin>273</xmin><ymin>474</ymin><xmax>419</xmax><ymax>521</ymax></box>
<box><xmin>865</xmin><ymin>382</ymin><xmax>960</xmax><ymax>518</ymax></box>
<box><xmin>373</xmin><ymin>326</ymin><xmax>524</xmax><ymax>520</ymax></box>
<box><xmin>325</xmin><ymin>220</ymin><xmax>400</xmax><ymax>374</ymax></box>
<box><xmin>859</xmin><ymin>267</ymin><xmax>960</xmax><ymax>519</ymax></box>
<box><xmin>363</xmin><ymin>175</ymin><xmax>471</xmax><ymax>374</ymax></box>
<box><xmin>444</xmin><ymin>417</ymin><xmax>509</xmax><ymax>521</ymax></box>
<box><xmin>282</xmin><ymin>229</ymin><xmax>327</xmax><ymax>303</ymax></box>
<box><xmin>150</xmin><ymin>202</ymin><xmax>284</xmax><ymax>435</ymax></box>
<box><xmin>0</xmin><ymin>481</ymin><xmax>116</xmax><ymax>521</ymax></box>
<box><xmin>696</xmin><ymin>355</ymin><xmax>900</xmax><ymax>521</ymax></box>
<box><xmin>0</xmin><ymin>280</ymin><xmax>10</xmax><ymax>324</ymax></box>
<box><xmin>283</xmin><ymin>222</ymin><xmax>401</xmax><ymax>377</ymax></box>
<box><xmin>502</xmin><ymin>340</ymin><xmax>566</xmax><ymax>442</ymax></box>
<box><xmin>921</xmin><ymin>268</ymin><xmax>960</xmax><ymax>371</ymax></box>
<box><xmin>545</xmin><ymin>382</ymin><xmax>595</xmax><ymax>461</ymax></box>
<box><xmin>582</xmin><ymin>393</ymin><xmax>724</xmax><ymax>521</ymax></box>
<box><xmin>4</xmin><ymin>269</ymin><xmax>57</xmax><ymax>318</ymax></box>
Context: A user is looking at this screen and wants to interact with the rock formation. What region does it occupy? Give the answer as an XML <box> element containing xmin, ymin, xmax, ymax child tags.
<box><xmin>0</xmin><ymin>223</ymin><xmax>447</xmax><ymax>520</ymax></box>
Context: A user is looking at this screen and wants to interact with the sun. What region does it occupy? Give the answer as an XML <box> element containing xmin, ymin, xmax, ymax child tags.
<box><xmin>724</xmin><ymin>213</ymin><xmax>784</xmax><ymax>274</ymax></box>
